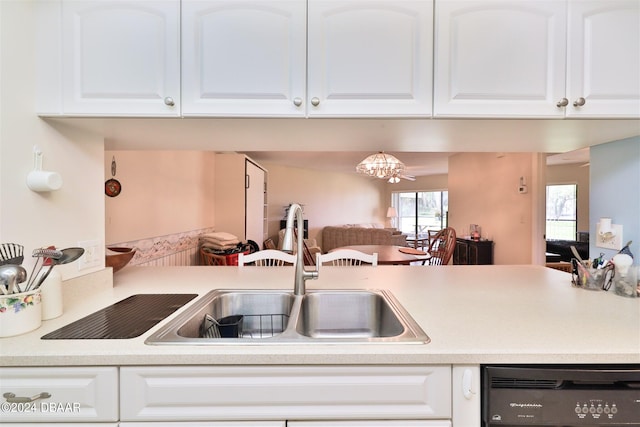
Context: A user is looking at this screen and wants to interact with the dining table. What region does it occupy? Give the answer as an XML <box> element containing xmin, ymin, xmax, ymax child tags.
<box><xmin>329</xmin><ymin>245</ymin><xmax>431</xmax><ymax>265</ymax></box>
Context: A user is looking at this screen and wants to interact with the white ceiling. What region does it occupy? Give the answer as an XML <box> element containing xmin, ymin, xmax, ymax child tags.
<box><xmin>241</xmin><ymin>151</ymin><xmax>453</xmax><ymax>176</ymax></box>
<box><xmin>243</xmin><ymin>148</ymin><xmax>591</xmax><ymax>177</ymax></box>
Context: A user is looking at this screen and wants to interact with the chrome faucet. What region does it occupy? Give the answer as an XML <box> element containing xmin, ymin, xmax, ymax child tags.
<box><xmin>281</xmin><ymin>203</ymin><xmax>318</xmax><ymax>295</ymax></box>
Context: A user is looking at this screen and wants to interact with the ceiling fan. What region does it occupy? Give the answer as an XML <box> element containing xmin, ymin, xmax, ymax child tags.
<box><xmin>356</xmin><ymin>151</ymin><xmax>417</xmax><ymax>183</ymax></box>
<box><xmin>388</xmin><ymin>172</ymin><xmax>416</xmax><ymax>183</ymax></box>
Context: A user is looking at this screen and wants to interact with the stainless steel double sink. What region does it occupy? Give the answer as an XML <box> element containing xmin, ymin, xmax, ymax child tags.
<box><xmin>145</xmin><ymin>289</ymin><xmax>429</xmax><ymax>345</ymax></box>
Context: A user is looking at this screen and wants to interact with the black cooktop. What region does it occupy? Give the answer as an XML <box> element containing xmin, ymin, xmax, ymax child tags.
<box><xmin>41</xmin><ymin>293</ymin><xmax>197</xmax><ymax>339</ymax></box>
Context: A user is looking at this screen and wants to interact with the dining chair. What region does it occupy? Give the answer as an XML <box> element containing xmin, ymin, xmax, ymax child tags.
<box><xmin>316</xmin><ymin>249</ymin><xmax>378</xmax><ymax>266</ymax></box>
<box><xmin>424</xmin><ymin>227</ymin><xmax>456</xmax><ymax>265</ymax></box>
<box><xmin>200</xmin><ymin>248</ymin><xmax>228</xmax><ymax>266</ymax></box>
<box><xmin>238</xmin><ymin>249</ymin><xmax>297</xmax><ymax>266</ymax></box>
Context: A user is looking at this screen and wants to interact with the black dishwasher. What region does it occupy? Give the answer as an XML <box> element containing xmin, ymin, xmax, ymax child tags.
<box><xmin>482</xmin><ymin>365</ymin><xmax>640</xmax><ymax>426</ymax></box>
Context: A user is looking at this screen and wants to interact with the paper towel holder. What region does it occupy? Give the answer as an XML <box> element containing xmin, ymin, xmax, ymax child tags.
<box><xmin>26</xmin><ymin>146</ymin><xmax>63</xmax><ymax>192</ymax></box>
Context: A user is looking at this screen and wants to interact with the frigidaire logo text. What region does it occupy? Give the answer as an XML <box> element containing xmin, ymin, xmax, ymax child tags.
<box><xmin>510</xmin><ymin>403</ymin><xmax>543</xmax><ymax>408</ymax></box>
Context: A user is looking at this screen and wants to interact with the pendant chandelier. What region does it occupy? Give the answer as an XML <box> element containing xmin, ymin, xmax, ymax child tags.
<box><xmin>356</xmin><ymin>152</ymin><xmax>405</xmax><ymax>179</ymax></box>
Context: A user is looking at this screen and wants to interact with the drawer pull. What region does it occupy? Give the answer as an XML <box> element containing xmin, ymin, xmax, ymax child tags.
<box><xmin>3</xmin><ymin>392</ymin><xmax>52</xmax><ymax>403</ymax></box>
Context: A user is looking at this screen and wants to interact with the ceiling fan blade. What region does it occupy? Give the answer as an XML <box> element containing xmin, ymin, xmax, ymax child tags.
<box><xmin>400</xmin><ymin>174</ymin><xmax>416</xmax><ymax>181</ymax></box>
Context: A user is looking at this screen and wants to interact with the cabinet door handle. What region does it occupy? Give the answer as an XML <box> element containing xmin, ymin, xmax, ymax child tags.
<box><xmin>556</xmin><ymin>98</ymin><xmax>569</xmax><ymax>107</ymax></box>
<box><xmin>311</xmin><ymin>97</ymin><xmax>320</xmax><ymax>107</ymax></box>
<box><xmin>573</xmin><ymin>97</ymin><xmax>586</xmax><ymax>107</ymax></box>
<box><xmin>3</xmin><ymin>392</ymin><xmax>51</xmax><ymax>403</ymax></box>
<box><xmin>164</xmin><ymin>97</ymin><xmax>175</xmax><ymax>106</ymax></box>
<box><xmin>293</xmin><ymin>97</ymin><xmax>303</xmax><ymax>107</ymax></box>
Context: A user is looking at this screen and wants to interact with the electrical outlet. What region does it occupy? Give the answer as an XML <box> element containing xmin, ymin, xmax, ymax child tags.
<box><xmin>595</xmin><ymin>223</ymin><xmax>623</xmax><ymax>250</ymax></box>
<box><xmin>78</xmin><ymin>239</ymin><xmax>102</xmax><ymax>270</ymax></box>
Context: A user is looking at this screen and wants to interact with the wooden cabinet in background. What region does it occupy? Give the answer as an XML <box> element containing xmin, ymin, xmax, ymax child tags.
<box><xmin>454</xmin><ymin>238</ymin><xmax>493</xmax><ymax>265</ymax></box>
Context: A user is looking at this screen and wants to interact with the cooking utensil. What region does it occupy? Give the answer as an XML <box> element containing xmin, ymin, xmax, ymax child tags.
<box><xmin>0</xmin><ymin>243</ymin><xmax>24</xmax><ymax>266</ymax></box>
<box><xmin>0</xmin><ymin>265</ymin><xmax>27</xmax><ymax>294</ymax></box>
<box><xmin>26</xmin><ymin>248</ymin><xmax>63</xmax><ymax>291</ymax></box>
<box><xmin>32</xmin><ymin>247</ymin><xmax>84</xmax><ymax>291</ymax></box>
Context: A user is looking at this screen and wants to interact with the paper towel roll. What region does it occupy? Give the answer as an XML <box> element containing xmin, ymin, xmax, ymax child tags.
<box><xmin>27</xmin><ymin>170</ymin><xmax>63</xmax><ymax>192</ymax></box>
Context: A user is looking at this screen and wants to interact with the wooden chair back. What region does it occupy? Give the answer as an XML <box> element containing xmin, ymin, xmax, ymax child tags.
<box><xmin>316</xmin><ymin>249</ymin><xmax>378</xmax><ymax>266</ymax></box>
<box><xmin>426</xmin><ymin>227</ymin><xmax>456</xmax><ymax>265</ymax></box>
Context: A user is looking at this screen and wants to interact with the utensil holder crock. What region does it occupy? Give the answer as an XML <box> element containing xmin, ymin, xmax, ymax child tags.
<box><xmin>0</xmin><ymin>288</ymin><xmax>42</xmax><ymax>337</ymax></box>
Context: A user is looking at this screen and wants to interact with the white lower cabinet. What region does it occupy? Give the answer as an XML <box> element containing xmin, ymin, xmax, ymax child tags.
<box><xmin>120</xmin><ymin>365</ymin><xmax>452</xmax><ymax>422</ymax></box>
<box><xmin>120</xmin><ymin>423</ymin><xmax>285</xmax><ymax>427</ymax></box>
<box><xmin>0</xmin><ymin>367</ymin><xmax>118</xmax><ymax>423</ymax></box>
<box><xmin>290</xmin><ymin>421</ymin><xmax>450</xmax><ymax>427</ymax></box>
<box><xmin>2</xmin><ymin>424</ymin><xmax>117</xmax><ymax>427</ymax></box>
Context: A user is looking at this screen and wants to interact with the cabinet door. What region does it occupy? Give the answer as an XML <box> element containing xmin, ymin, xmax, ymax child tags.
<box><xmin>0</xmin><ymin>367</ymin><xmax>118</xmax><ymax>423</ymax></box>
<box><xmin>121</xmin><ymin>365</ymin><xmax>451</xmax><ymax>421</ymax></box>
<box><xmin>61</xmin><ymin>0</ymin><xmax>180</xmax><ymax>116</ymax></box>
<box><xmin>246</xmin><ymin>160</ymin><xmax>267</xmax><ymax>245</ymax></box>
<box><xmin>566</xmin><ymin>0</ymin><xmax>640</xmax><ymax>118</ymax></box>
<box><xmin>182</xmin><ymin>0</ymin><xmax>306</xmax><ymax>117</ymax></box>
<box><xmin>308</xmin><ymin>0</ymin><xmax>433</xmax><ymax>117</ymax></box>
<box><xmin>453</xmin><ymin>241</ymin><xmax>467</xmax><ymax>265</ymax></box>
<box><xmin>434</xmin><ymin>0</ymin><xmax>566</xmax><ymax>117</ymax></box>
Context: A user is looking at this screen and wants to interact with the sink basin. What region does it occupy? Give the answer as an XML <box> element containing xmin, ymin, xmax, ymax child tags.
<box><xmin>146</xmin><ymin>289</ymin><xmax>429</xmax><ymax>345</ymax></box>
<box><xmin>296</xmin><ymin>291</ymin><xmax>404</xmax><ymax>338</ymax></box>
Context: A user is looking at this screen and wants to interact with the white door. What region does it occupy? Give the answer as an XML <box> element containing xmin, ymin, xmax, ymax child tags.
<box><xmin>182</xmin><ymin>0</ymin><xmax>307</xmax><ymax>117</ymax></box>
<box><xmin>61</xmin><ymin>0</ymin><xmax>180</xmax><ymax>116</ymax></box>
<box><xmin>434</xmin><ymin>0</ymin><xmax>567</xmax><ymax>117</ymax></box>
<box><xmin>245</xmin><ymin>161</ymin><xmax>266</xmax><ymax>245</ymax></box>
<box><xmin>307</xmin><ymin>0</ymin><xmax>433</xmax><ymax>117</ymax></box>
<box><xmin>566</xmin><ymin>0</ymin><xmax>640</xmax><ymax>118</ymax></box>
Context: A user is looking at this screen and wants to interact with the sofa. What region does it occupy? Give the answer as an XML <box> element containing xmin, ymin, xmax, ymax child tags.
<box><xmin>546</xmin><ymin>240</ymin><xmax>589</xmax><ymax>262</ymax></box>
<box><xmin>322</xmin><ymin>225</ymin><xmax>407</xmax><ymax>252</ymax></box>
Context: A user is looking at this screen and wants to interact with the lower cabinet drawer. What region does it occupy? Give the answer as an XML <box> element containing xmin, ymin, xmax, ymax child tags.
<box><xmin>120</xmin><ymin>365</ymin><xmax>452</xmax><ymax>422</ymax></box>
<box><xmin>0</xmin><ymin>367</ymin><xmax>118</xmax><ymax>423</ymax></box>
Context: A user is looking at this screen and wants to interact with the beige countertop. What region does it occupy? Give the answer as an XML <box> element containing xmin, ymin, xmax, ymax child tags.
<box><xmin>1</xmin><ymin>265</ymin><xmax>638</xmax><ymax>367</ymax></box>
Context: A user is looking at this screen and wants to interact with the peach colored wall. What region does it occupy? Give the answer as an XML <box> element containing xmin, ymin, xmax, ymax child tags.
<box><xmin>546</xmin><ymin>163</ymin><xmax>590</xmax><ymax>234</ymax></box>
<box><xmin>105</xmin><ymin>151</ymin><xmax>216</xmax><ymax>244</ymax></box>
<box><xmin>448</xmin><ymin>153</ymin><xmax>537</xmax><ymax>265</ymax></box>
<box><xmin>262</xmin><ymin>162</ymin><xmax>386</xmax><ymax>249</ymax></box>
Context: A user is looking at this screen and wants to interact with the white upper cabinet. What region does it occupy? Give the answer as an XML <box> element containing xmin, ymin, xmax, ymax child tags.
<box><xmin>434</xmin><ymin>0</ymin><xmax>640</xmax><ymax>118</ymax></box>
<box><xmin>307</xmin><ymin>0</ymin><xmax>433</xmax><ymax>117</ymax></box>
<box><xmin>183</xmin><ymin>0</ymin><xmax>433</xmax><ymax>117</ymax></box>
<box><xmin>181</xmin><ymin>0</ymin><xmax>307</xmax><ymax>116</ymax></box>
<box><xmin>38</xmin><ymin>0</ymin><xmax>180</xmax><ymax>116</ymax></box>
<box><xmin>434</xmin><ymin>0</ymin><xmax>567</xmax><ymax>117</ymax></box>
<box><xmin>566</xmin><ymin>0</ymin><xmax>640</xmax><ymax>118</ymax></box>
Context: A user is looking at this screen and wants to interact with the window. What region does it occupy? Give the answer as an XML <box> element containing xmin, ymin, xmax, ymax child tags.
<box><xmin>546</xmin><ymin>184</ymin><xmax>577</xmax><ymax>240</ymax></box>
<box><xmin>391</xmin><ymin>191</ymin><xmax>448</xmax><ymax>237</ymax></box>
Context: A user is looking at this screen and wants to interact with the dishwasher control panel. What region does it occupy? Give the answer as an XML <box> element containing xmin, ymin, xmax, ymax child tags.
<box><xmin>482</xmin><ymin>365</ymin><xmax>640</xmax><ymax>426</ymax></box>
